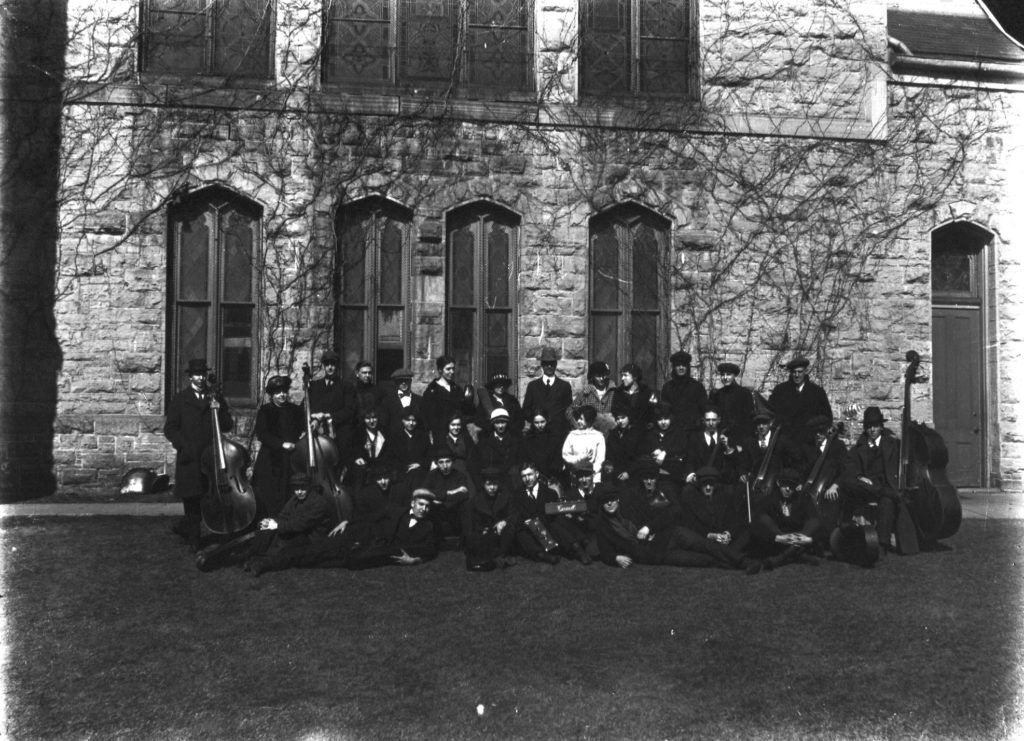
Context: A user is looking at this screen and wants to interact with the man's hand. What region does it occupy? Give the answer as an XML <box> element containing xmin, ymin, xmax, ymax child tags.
<box><xmin>391</xmin><ymin>549</ymin><xmax>421</xmax><ymax>566</ymax></box>
<box><xmin>686</xmin><ymin>473</ymin><xmax>697</xmax><ymax>483</ymax></box>
<box><xmin>328</xmin><ymin>521</ymin><xmax>349</xmax><ymax>538</ymax></box>
<box><xmin>259</xmin><ymin>518</ymin><xmax>278</xmax><ymax>531</ymax></box>
<box><xmin>708</xmin><ymin>531</ymin><xmax>731</xmax><ymax>545</ymax></box>
<box><xmin>636</xmin><ymin>526</ymin><xmax>651</xmax><ymax>541</ymax></box>
<box><xmin>282</xmin><ymin>442</ymin><xmax>295</xmax><ymax>451</ymax></box>
<box><xmin>825</xmin><ymin>483</ymin><xmax>839</xmax><ymax>501</ymax></box>
<box><xmin>858</xmin><ymin>476</ymin><xmax>872</xmax><ymax>486</ymax></box>
<box><xmin>615</xmin><ymin>555</ymin><xmax>633</xmax><ymax>569</ymax></box>
<box><xmin>495</xmin><ymin>520</ymin><xmax>507</xmax><ymax>535</ymax></box>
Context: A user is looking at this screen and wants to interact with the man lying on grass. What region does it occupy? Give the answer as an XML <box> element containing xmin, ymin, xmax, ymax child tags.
<box><xmin>593</xmin><ymin>480</ymin><xmax>767</xmax><ymax>573</ymax></box>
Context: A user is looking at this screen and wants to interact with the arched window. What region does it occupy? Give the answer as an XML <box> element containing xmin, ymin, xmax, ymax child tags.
<box><xmin>168</xmin><ymin>186</ymin><xmax>260</xmax><ymax>404</ymax></box>
<box><xmin>589</xmin><ymin>203</ymin><xmax>669</xmax><ymax>384</ymax></box>
<box><xmin>446</xmin><ymin>203</ymin><xmax>519</xmax><ymax>385</ymax></box>
<box><xmin>335</xmin><ymin>198</ymin><xmax>412</xmax><ymax>380</ymax></box>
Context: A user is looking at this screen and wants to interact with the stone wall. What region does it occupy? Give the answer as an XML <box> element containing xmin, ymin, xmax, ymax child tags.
<box><xmin>44</xmin><ymin>0</ymin><xmax>1023</xmax><ymax>494</ymax></box>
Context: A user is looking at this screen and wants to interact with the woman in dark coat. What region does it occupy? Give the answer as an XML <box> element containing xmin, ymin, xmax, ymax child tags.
<box><xmin>611</xmin><ymin>362</ymin><xmax>658</xmax><ymax>431</ymax></box>
<box><xmin>421</xmin><ymin>355</ymin><xmax>476</xmax><ymax>444</ymax></box>
<box><xmin>252</xmin><ymin>374</ymin><xmax>306</xmax><ymax>518</ymax></box>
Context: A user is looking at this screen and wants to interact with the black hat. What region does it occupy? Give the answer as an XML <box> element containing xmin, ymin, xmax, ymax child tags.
<box><xmin>288</xmin><ymin>473</ymin><xmax>312</xmax><ymax>489</ymax></box>
<box><xmin>784</xmin><ymin>356</ymin><xmax>810</xmax><ymax>370</ymax></box>
<box><xmin>753</xmin><ymin>410</ymin><xmax>774</xmax><ymax>424</ymax></box>
<box><xmin>487</xmin><ymin>372</ymin><xmax>511</xmax><ymax>389</ymax></box>
<box><xmin>777</xmin><ymin>468</ymin><xmax>801</xmax><ymax>487</ymax></box>
<box><xmin>431</xmin><ymin>446</ymin><xmax>454</xmax><ymax>461</ymax></box>
<box><xmin>594</xmin><ymin>482</ymin><xmax>621</xmax><ymax>504</ymax></box>
<box><xmin>573</xmin><ymin>463</ymin><xmax>596</xmax><ymax>475</ymax></box>
<box><xmin>696</xmin><ymin>466</ymin><xmax>721</xmax><ymax>483</ymax></box>
<box><xmin>717</xmin><ymin>362</ymin><xmax>741</xmax><ymax>375</ymax></box>
<box><xmin>670</xmin><ymin>351</ymin><xmax>692</xmax><ymax>366</ymax></box>
<box><xmin>481</xmin><ymin>466</ymin><xmax>504</xmax><ymax>482</ymax></box>
<box><xmin>367</xmin><ymin>462</ymin><xmax>391</xmax><ymax>479</ymax></box>
<box><xmin>540</xmin><ymin>347</ymin><xmax>559</xmax><ymax>363</ymax></box>
<box><xmin>185</xmin><ymin>358</ymin><xmax>210</xmax><ymax>375</ymax></box>
<box><xmin>807</xmin><ymin>414</ymin><xmax>832</xmax><ymax>432</ymax></box>
<box><xmin>390</xmin><ymin>367</ymin><xmax>414</xmax><ymax>380</ymax></box>
<box><xmin>265</xmin><ymin>375</ymin><xmax>291</xmax><ymax>395</ymax></box>
<box><xmin>635</xmin><ymin>458</ymin><xmax>660</xmax><ymax>478</ymax></box>
<box><xmin>321</xmin><ymin>349</ymin><xmax>341</xmax><ymax>364</ymax></box>
<box><xmin>863</xmin><ymin>407</ymin><xmax>886</xmax><ymax>427</ymax></box>
<box><xmin>588</xmin><ymin>361</ymin><xmax>610</xmax><ymax>378</ymax></box>
<box><xmin>653</xmin><ymin>402</ymin><xmax>673</xmax><ymax>419</ymax></box>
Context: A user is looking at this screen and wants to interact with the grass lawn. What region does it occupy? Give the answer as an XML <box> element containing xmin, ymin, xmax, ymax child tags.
<box><xmin>2</xmin><ymin>517</ymin><xmax>1022</xmax><ymax>740</ymax></box>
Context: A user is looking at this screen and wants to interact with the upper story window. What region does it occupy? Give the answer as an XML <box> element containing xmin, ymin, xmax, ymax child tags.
<box><xmin>168</xmin><ymin>186</ymin><xmax>261</xmax><ymax>406</ymax></box>
<box><xmin>580</xmin><ymin>0</ymin><xmax>695</xmax><ymax>98</ymax></box>
<box><xmin>141</xmin><ymin>0</ymin><xmax>274</xmax><ymax>79</ymax></box>
<box><xmin>323</xmin><ymin>0</ymin><xmax>533</xmax><ymax>94</ymax></box>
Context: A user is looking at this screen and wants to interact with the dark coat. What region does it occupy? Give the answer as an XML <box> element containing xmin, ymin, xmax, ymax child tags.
<box><xmin>523</xmin><ymin>376</ymin><xmax>574</xmax><ymax>441</ymax></box>
<box><xmin>422</xmin><ymin>379</ymin><xmax>476</xmax><ymax>443</ymax></box>
<box><xmin>685</xmin><ymin>431</ymin><xmax>748</xmax><ymax>484</ymax></box>
<box><xmin>388</xmin><ymin>428</ymin><xmax>432</xmax><ymax>480</ymax></box>
<box><xmin>799</xmin><ymin>436</ymin><xmax>850</xmax><ymax>486</ymax></box>
<box><xmin>660</xmin><ymin>374</ymin><xmax>708</xmax><ymax>432</ymax></box>
<box><xmin>475</xmin><ymin>387</ymin><xmax>524</xmax><ymax>434</ymax></box>
<box><xmin>476</xmin><ymin>431</ymin><xmax>519</xmax><ymax>482</ymax></box>
<box><xmin>518</xmin><ymin>427</ymin><xmax>564</xmax><ymax>483</ymax></box>
<box><xmin>604</xmin><ymin>425</ymin><xmax>644</xmax><ymax>479</ymax></box>
<box><xmin>750</xmin><ymin>488</ymin><xmax>822</xmax><ymax>546</ymax></box>
<box><xmin>679</xmin><ymin>482</ymin><xmax>748</xmax><ymax>539</ymax></box>
<box><xmin>273</xmin><ymin>489</ymin><xmax>334</xmax><ymax>539</ymax></box>
<box><xmin>847</xmin><ymin>431</ymin><xmax>900</xmax><ymax>488</ymax></box>
<box><xmin>252</xmin><ymin>401</ymin><xmax>306</xmax><ymax>517</ymax></box>
<box><xmin>307</xmin><ymin>375</ymin><xmax>347</xmax><ymax>429</ymax></box>
<box><xmin>709</xmin><ymin>383</ymin><xmax>757</xmax><ymax>441</ymax></box>
<box><xmin>594</xmin><ymin>508</ymin><xmax>665</xmax><ymax>566</ymax></box>
<box><xmin>768</xmin><ymin>379</ymin><xmax>833</xmax><ymax>444</ymax></box>
<box><xmin>610</xmin><ymin>383</ymin><xmax>658</xmax><ymax>430</ymax></box>
<box><xmin>379</xmin><ymin>389</ymin><xmax>424</xmax><ymax>438</ymax></box>
<box><xmin>746</xmin><ymin>428</ymin><xmax>804</xmax><ymax>481</ymax></box>
<box><xmin>642</xmin><ymin>425</ymin><xmax>689</xmax><ymax>480</ymax></box>
<box><xmin>164</xmin><ymin>385</ymin><xmax>234</xmax><ymax>501</ymax></box>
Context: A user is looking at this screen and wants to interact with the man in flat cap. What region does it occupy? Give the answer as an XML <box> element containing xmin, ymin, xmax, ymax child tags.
<box><xmin>523</xmin><ymin>347</ymin><xmax>573</xmax><ymax>446</ymax></box>
<box><xmin>380</xmin><ymin>367</ymin><xmax>423</xmax><ymax>439</ymax></box>
<box><xmin>678</xmin><ymin>466</ymin><xmax>753</xmax><ymax>567</ymax></box>
<box><xmin>768</xmin><ymin>355</ymin><xmax>833</xmax><ymax>445</ymax></box>
<box><xmin>709</xmin><ymin>361</ymin><xmax>757</xmax><ymax>442</ymax></box>
<box><xmin>660</xmin><ymin>350</ymin><xmax>708</xmax><ymax>434</ymax></box>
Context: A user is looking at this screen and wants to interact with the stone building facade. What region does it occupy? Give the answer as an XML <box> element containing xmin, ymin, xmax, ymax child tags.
<box><xmin>2</xmin><ymin>0</ymin><xmax>1021</xmax><ymax>497</ymax></box>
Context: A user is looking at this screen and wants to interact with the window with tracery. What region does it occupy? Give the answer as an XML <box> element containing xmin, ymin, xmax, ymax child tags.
<box><xmin>335</xmin><ymin>199</ymin><xmax>412</xmax><ymax>380</ymax></box>
<box><xmin>141</xmin><ymin>0</ymin><xmax>274</xmax><ymax>78</ymax></box>
<box><xmin>580</xmin><ymin>0</ymin><xmax>695</xmax><ymax>98</ymax></box>
<box><xmin>446</xmin><ymin>204</ymin><xmax>519</xmax><ymax>386</ymax></box>
<box><xmin>322</xmin><ymin>0</ymin><xmax>533</xmax><ymax>93</ymax></box>
<box><xmin>168</xmin><ymin>187</ymin><xmax>260</xmax><ymax>404</ymax></box>
<box><xmin>589</xmin><ymin>204</ymin><xmax>669</xmax><ymax>385</ymax></box>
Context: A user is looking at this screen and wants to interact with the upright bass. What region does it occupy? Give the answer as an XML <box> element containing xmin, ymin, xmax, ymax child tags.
<box><xmin>899</xmin><ymin>351</ymin><xmax>962</xmax><ymax>544</ymax></box>
<box><xmin>292</xmin><ymin>363</ymin><xmax>352</xmax><ymax>525</ymax></box>
<box><xmin>199</xmin><ymin>380</ymin><xmax>257</xmax><ymax>535</ymax></box>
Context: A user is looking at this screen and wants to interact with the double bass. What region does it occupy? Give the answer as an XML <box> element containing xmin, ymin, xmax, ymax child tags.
<box><xmin>899</xmin><ymin>351</ymin><xmax>962</xmax><ymax>544</ymax></box>
<box><xmin>199</xmin><ymin>382</ymin><xmax>257</xmax><ymax>535</ymax></box>
<box><xmin>292</xmin><ymin>363</ymin><xmax>352</xmax><ymax>525</ymax></box>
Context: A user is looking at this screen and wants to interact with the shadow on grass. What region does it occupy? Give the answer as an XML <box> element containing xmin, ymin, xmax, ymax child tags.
<box><xmin>2</xmin><ymin>517</ymin><xmax>1022</xmax><ymax>740</ymax></box>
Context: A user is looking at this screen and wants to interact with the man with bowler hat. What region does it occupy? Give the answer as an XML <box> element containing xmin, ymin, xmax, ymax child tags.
<box><xmin>164</xmin><ymin>358</ymin><xmax>233</xmax><ymax>550</ymax></box>
<box><xmin>523</xmin><ymin>347</ymin><xmax>573</xmax><ymax>444</ymax></box>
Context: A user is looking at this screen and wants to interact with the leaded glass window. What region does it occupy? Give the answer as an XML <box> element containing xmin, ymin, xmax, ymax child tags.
<box><xmin>169</xmin><ymin>187</ymin><xmax>260</xmax><ymax>404</ymax></box>
<box><xmin>589</xmin><ymin>204</ymin><xmax>669</xmax><ymax>385</ymax></box>
<box><xmin>141</xmin><ymin>0</ymin><xmax>274</xmax><ymax>78</ymax></box>
<box><xmin>580</xmin><ymin>0</ymin><xmax>694</xmax><ymax>98</ymax></box>
<box><xmin>446</xmin><ymin>204</ymin><xmax>519</xmax><ymax>387</ymax></box>
<box><xmin>322</xmin><ymin>0</ymin><xmax>533</xmax><ymax>93</ymax></box>
<box><xmin>335</xmin><ymin>199</ymin><xmax>412</xmax><ymax>381</ymax></box>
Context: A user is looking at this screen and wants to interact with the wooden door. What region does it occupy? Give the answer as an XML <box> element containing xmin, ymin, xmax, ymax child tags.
<box><xmin>932</xmin><ymin>307</ymin><xmax>983</xmax><ymax>486</ymax></box>
<box><xmin>931</xmin><ymin>223</ymin><xmax>988</xmax><ymax>487</ymax></box>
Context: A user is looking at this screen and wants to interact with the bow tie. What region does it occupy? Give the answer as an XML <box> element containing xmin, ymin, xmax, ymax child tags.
<box><xmin>397</xmin><ymin>391</ymin><xmax>408</xmax><ymax>398</ymax></box>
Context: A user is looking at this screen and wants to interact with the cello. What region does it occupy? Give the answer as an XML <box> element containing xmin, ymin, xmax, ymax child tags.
<box><xmin>292</xmin><ymin>363</ymin><xmax>352</xmax><ymax>525</ymax></box>
<box><xmin>899</xmin><ymin>351</ymin><xmax>962</xmax><ymax>544</ymax></box>
<box><xmin>198</xmin><ymin>382</ymin><xmax>258</xmax><ymax>535</ymax></box>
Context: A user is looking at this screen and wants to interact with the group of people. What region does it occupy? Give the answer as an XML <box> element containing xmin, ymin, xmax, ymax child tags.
<box><xmin>165</xmin><ymin>348</ymin><xmax>920</xmax><ymax>576</ymax></box>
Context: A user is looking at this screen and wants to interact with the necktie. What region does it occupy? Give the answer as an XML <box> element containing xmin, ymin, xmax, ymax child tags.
<box><xmin>759</xmin><ymin>438</ymin><xmax>767</xmax><ymax>449</ymax></box>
